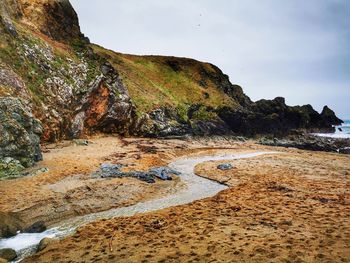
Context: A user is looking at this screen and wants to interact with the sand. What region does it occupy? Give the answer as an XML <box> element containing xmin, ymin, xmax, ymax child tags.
<box><xmin>14</xmin><ymin>138</ymin><xmax>349</xmax><ymax>263</ymax></box>
<box><xmin>0</xmin><ymin>135</ymin><xmax>188</xmax><ymax>227</ymax></box>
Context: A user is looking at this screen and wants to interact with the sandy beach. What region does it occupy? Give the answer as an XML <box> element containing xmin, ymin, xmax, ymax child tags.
<box><xmin>0</xmin><ymin>136</ymin><xmax>347</xmax><ymax>262</ymax></box>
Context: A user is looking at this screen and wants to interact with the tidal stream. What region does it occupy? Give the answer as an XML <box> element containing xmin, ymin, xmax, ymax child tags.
<box><xmin>0</xmin><ymin>151</ymin><xmax>275</xmax><ymax>262</ymax></box>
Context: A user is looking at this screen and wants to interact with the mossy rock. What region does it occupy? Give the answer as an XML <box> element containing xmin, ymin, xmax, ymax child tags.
<box><xmin>0</xmin><ymin>157</ymin><xmax>25</xmax><ymax>180</ymax></box>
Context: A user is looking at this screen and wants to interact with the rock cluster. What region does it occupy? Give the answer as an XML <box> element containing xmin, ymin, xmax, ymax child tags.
<box><xmin>259</xmin><ymin>134</ymin><xmax>350</xmax><ymax>153</ymax></box>
<box><xmin>92</xmin><ymin>164</ymin><xmax>180</xmax><ymax>183</ymax></box>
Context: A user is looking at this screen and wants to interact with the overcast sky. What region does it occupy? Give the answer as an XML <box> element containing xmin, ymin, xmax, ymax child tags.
<box><xmin>71</xmin><ymin>0</ymin><xmax>350</xmax><ymax>118</ymax></box>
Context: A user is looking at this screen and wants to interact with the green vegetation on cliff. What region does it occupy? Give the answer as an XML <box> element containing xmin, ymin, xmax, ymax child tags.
<box><xmin>92</xmin><ymin>45</ymin><xmax>238</xmax><ymax>114</ymax></box>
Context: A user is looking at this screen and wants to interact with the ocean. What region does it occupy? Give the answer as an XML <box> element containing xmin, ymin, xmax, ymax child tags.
<box><xmin>315</xmin><ymin>119</ymin><xmax>350</xmax><ymax>139</ymax></box>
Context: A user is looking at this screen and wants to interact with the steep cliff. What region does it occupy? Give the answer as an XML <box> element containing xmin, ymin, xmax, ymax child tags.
<box><xmin>0</xmin><ymin>0</ymin><xmax>343</xmax><ymax>174</ymax></box>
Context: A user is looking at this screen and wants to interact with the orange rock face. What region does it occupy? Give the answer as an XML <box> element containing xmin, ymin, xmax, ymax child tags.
<box><xmin>85</xmin><ymin>82</ymin><xmax>110</xmax><ymax>129</ymax></box>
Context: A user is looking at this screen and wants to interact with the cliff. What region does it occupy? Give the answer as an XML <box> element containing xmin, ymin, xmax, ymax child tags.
<box><xmin>0</xmin><ymin>0</ymin><xmax>343</xmax><ymax>176</ymax></box>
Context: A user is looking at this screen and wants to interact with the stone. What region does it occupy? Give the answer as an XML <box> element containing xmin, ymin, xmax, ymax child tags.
<box><xmin>339</xmin><ymin>147</ymin><xmax>350</xmax><ymax>154</ymax></box>
<box><xmin>0</xmin><ymin>212</ymin><xmax>22</xmax><ymax>238</ymax></box>
<box><xmin>37</xmin><ymin>237</ymin><xmax>54</xmax><ymax>252</ymax></box>
<box><xmin>0</xmin><ymin>248</ymin><xmax>16</xmax><ymax>261</ymax></box>
<box><xmin>24</xmin><ymin>221</ymin><xmax>46</xmax><ymax>233</ymax></box>
<box><xmin>2</xmin><ymin>19</ymin><xmax>17</xmax><ymax>36</ymax></box>
<box><xmin>73</xmin><ymin>139</ymin><xmax>89</xmax><ymax>146</ymax></box>
<box><xmin>217</xmin><ymin>163</ymin><xmax>233</xmax><ymax>171</ymax></box>
<box><xmin>149</xmin><ymin>167</ymin><xmax>181</xmax><ymax>180</ymax></box>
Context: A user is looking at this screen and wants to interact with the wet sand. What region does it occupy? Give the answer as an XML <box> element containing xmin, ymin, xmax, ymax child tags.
<box><xmin>18</xmin><ymin>139</ymin><xmax>350</xmax><ymax>263</ymax></box>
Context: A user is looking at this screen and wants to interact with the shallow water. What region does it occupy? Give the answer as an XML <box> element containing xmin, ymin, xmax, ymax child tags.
<box><xmin>0</xmin><ymin>151</ymin><xmax>275</xmax><ymax>262</ymax></box>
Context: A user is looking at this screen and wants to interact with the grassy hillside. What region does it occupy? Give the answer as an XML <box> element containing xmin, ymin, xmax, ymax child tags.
<box><xmin>92</xmin><ymin>45</ymin><xmax>239</xmax><ymax>115</ymax></box>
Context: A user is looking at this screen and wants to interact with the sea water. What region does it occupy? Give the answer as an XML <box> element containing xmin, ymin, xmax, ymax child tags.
<box><xmin>314</xmin><ymin>120</ymin><xmax>350</xmax><ymax>139</ymax></box>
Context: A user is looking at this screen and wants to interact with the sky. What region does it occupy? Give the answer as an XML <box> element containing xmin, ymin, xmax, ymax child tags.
<box><xmin>70</xmin><ymin>0</ymin><xmax>350</xmax><ymax>119</ymax></box>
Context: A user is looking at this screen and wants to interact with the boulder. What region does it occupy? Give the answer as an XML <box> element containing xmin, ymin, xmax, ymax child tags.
<box><xmin>24</xmin><ymin>221</ymin><xmax>46</xmax><ymax>234</ymax></box>
<box><xmin>0</xmin><ymin>248</ymin><xmax>16</xmax><ymax>261</ymax></box>
<box><xmin>339</xmin><ymin>148</ymin><xmax>350</xmax><ymax>154</ymax></box>
<box><xmin>37</xmin><ymin>237</ymin><xmax>54</xmax><ymax>252</ymax></box>
<box><xmin>148</xmin><ymin>167</ymin><xmax>181</xmax><ymax>180</ymax></box>
<box><xmin>217</xmin><ymin>164</ymin><xmax>233</xmax><ymax>171</ymax></box>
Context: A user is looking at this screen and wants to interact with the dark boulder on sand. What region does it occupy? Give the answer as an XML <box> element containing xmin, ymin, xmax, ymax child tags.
<box><xmin>24</xmin><ymin>221</ymin><xmax>46</xmax><ymax>233</ymax></box>
<box><xmin>0</xmin><ymin>248</ymin><xmax>17</xmax><ymax>261</ymax></box>
<box><xmin>217</xmin><ymin>164</ymin><xmax>233</xmax><ymax>170</ymax></box>
<box><xmin>339</xmin><ymin>147</ymin><xmax>350</xmax><ymax>154</ymax></box>
<box><xmin>37</xmin><ymin>237</ymin><xmax>54</xmax><ymax>252</ymax></box>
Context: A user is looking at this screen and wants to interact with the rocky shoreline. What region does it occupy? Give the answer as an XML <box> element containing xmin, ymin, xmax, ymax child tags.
<box><xmin>259</xmin><ymin>133</ymin><xmax>350</xmax><ymax>153</ymax></box>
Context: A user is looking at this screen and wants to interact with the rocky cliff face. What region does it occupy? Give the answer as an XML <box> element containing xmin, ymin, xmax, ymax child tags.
<box><xmin>0</xmin><ymin>0</ymin><xmax>343</xmax><ymax>173</ymax></box>
<box><xmin>0</xmin><ymin>97</ymin><xmax>42</xmax><ymax>179</ymax></box>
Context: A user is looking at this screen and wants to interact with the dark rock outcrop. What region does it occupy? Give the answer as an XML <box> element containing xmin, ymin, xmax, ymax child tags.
<box><xmin>320</xmin><ymin>106</ymin><xmax>343</xmax><ymax>126</ymax></box>
<box><xmin>0</xmin><ymin>0</ymin><xmax>84</xmax><ymax>42</ymax></box>
<box><xmin>218</xmin><ymin>97</ymin><xmax>342</xmax><ymax>136</ymax></box>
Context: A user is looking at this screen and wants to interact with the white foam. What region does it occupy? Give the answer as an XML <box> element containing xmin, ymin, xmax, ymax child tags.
<box><xmin>313</xmin><ymin>133</ymin><xmax>350</xmax><ymax>139</ymax></box>
<box><xmin>0</xmin><ymin>229</ymin><xmax>57</xmax><ymax>251</ymax></box>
